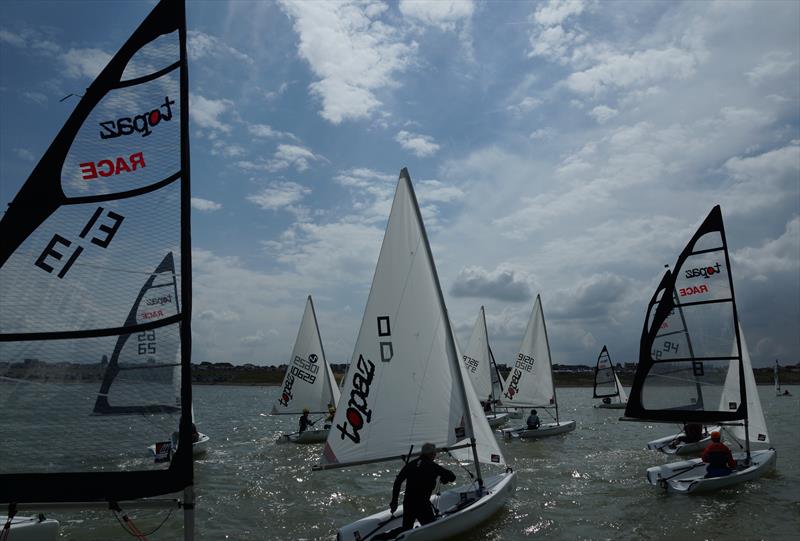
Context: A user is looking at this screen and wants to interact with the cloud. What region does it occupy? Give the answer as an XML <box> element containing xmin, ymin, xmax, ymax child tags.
<box><xmin>191</xmin><ymin>197</ymin><xmax>222</xmax><ymax>211</ymax></box>
<box><xmin>247</xmin><ymin>181</ymin><xmax>310</xmax><ymax>210</ymax></box>
<box><xmin>22</xmin><ymin>91</ymin><xmax>47</xmax><ymax>105</ymax></box>
<box><xmin>746</xmin><ymin>50</ymin><xmax>797</xmax><ymax>85</ymax></box>
<box><xmin>12</xmin><ymin>148</ymin><xmax>35</xmax><ymax>161</ymax></box>
<box><xmin>399</xmin><ymin>0</ymin><xmax>474</xmax><ymax>31</ymax></box>
<box><xmin>188</xmin><ymin>30</ymin><xmax>254</xmax><ymax>65</ymax></box>
<box><xmin>190</xmin><ymin>95</ymin><xmax>234</xmax><ymax>133</ymax></box>
<box><xmin>0</xmin><ymin>29</ymin><xmax>26</xmax><ymax>47</ymax></box>
<box><xmin>589</xmin><ymin>104</ymin><xmax>618</xmax><ymax>124</ymax></box>
<box><xmin>416</xmin><ymin>180</ymin><xmax>464</xmax><ymax>203</ymax></box>
<box><xmin>530</xmin><ymin>127</ymin><xmax>555</xmax><ymax>140</ymax></box>
<box><xmin>247</xmin><ymin>123</ymin><xmax>298</xmax><ymax>141</ymax></box>
<box><xmin>733</xmin><ymin>217</ymin><xmax>800</xmax><ymax>280</ymax></box>
<box><xmin>547</xmin><ymin>273</ymin><xmax>636</xmax><ymax>321</ymax></box>
<box><xmin>239</xmin><ymin>144</ymin><xmax>321</xmax><ymax>173</ymax></box>
<box><xmin>533</xmin><ymin>0</ymin><xmax>587</xmax><ymax>27</ymax></box>
<box><xmin>61</xmin><ymin>48</ymin><xmax>111</xmax><ymax>79</ymax></box>
<box><xmin>450</xmin><ymin>265</ymin><xmax>533</xmax><ymax>302</ymax></box>
<box><xmin>395</xmin><ymin>130</ymin><xmax>441</xmax><ymax>157</ymax></box>
<box><xmin>507</xmin><ymin>96</ymin><xmax>543</xmax><ymax>116</ymax></box>
<box><xmin>278</xmin><ymin>0</ymin><xmax>417</xmax><ymax>123</ymax></box>
<box><xmin>527</xmin><ymin>0</ymin><xmax>587</xmax><ymax>63</ymax></box>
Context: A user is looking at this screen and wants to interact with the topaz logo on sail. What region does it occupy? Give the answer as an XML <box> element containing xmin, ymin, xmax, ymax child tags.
<box><xmin>99</xmin><ymin>96</ymin><xmax>175</xmax><ymax>139</ymax></box>
<box><xmin>684</xmin><ymin>262</ymin><xmax>721</xmax><ymax>279</ymax></box>
<box><xmin>336</xmin><ymin>354</ymin><xmax>375</xmax><ymax>444</ymax></box>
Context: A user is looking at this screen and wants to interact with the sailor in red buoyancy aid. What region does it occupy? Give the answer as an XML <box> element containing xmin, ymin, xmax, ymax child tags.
<box><xmin>701</xmin><ymin>431</ymin><xmax>736</xmax><ymax>477</ymax></box>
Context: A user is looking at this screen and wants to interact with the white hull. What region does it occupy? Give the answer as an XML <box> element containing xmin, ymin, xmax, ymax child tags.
<box><xmin>646</xmin><ymin>426</ymin><xmax>719</xmax><ymax>456</ymax></box>
<box><xmin>485</xmin><ymin>413</ymin><xmax>509</xmax><ymax>428</ymax></box>
<box><xmin>594</xmin><ymin>402</ymin><xmax>626</xmax><ymax>409</ymax></box>
<box><xmin>501</xmin><ymin>420</ymin><xmax>576</xmax><ymax>440</ymax></box>
<box><xmin>646</xmin><ymin>449</ymin><xmax>776</xmax><ymax>494</ymax></box>
<box><xmin>277</xmin><ymin>428</ymin><xmax>329</xmax><ymax>444</ymax></box>
<box><xmin>0</xmin><ymin>516</ymin><xmax>59</xmax><ymax>540</ymax></box>
<box><xmin>147</xmin><ymin>431</ymin><xmax>210</xmax><ymax>458</ymax></box>
<box><xmin>337</xmin><ymin>471</ymin><xmax>516</xmax><ymax>541</ymax></box>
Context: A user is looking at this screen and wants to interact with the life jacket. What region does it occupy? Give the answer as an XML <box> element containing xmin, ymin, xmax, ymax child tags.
<box><xmin>702</xmin><ymin>441</ymin><xmax>735</xmax><ymax>469</ymax></box>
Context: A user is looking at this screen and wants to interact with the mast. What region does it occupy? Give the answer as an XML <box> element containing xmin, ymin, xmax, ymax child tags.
<box><xmin>538</xmin><ymin>296</ymin><xmax>559</xmax><ymax>425</ymax></box>
<box><xmin>403</xmin><ymin>169</ymin><xmax>484</xmax><ymax>490</ymax></box>
<box><xmin>480</xmin><ymin>306</ymin><xmax>495</xmax><ymax>404</ymax></box>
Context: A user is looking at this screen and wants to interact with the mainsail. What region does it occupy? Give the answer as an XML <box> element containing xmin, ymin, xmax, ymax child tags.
<box><xmin>462</xmin><ymin>306</ymin><xmax>496</xmax><ymax>403</ymax></box>
<box><xmin>625</xmin><ymin>206</ymin><xmax>747</xmax><ymax>425</ymax></box>
<box><xmin>593</xmin><ymin>346</ymin><xmax>627</xmax><ymax>403</ymax></box>
<box><xmin>319</xmin><ymin>169</ymin><xmax>503</xmax><ymax>471</ymax></box>
<box><xmin>502</xmin><ymin>295</ymin><xmax>557</xmax><ymax>410</ymax></box>
<box><xmin>0</xmin><ymin>0</ymin><xmax>193</xmax><ymax>523</ymax></box>
<box><xmin>271</xmin><ymin>296</ymin><xmax>340</xmax><ymax>415</ymax></box>
<box><xmin>774</xmin><ymin>360</ymin><xmax>781</xmax><ymax>395</ymax></box>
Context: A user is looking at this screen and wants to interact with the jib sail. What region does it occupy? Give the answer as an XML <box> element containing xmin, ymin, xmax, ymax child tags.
<box><xmin>625</xmin><ymin>206</ymin><xmax>746</xmax><ymax>424</ymax></box>
<box><xmin>0</xmin><ymin>0</ymin><xmax>193</xmax><ymax>509</ymax></box>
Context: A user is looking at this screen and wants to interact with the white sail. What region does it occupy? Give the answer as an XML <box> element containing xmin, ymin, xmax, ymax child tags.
<box><xmin>614</xmin><ymin>372</ymin><xmax>629</xmax><ymax>403</ymax></box>
<box><xmin>321</xmin><ymin>170</ymin><xmax>504</xmax><ymax>468</ymax></box>
<box><xmin>501</xmin><ymin>295</ymin><xmax>555</xmax><ymax>408</ymax></box>
<box><xmin>463</xmin><ymin>307</ymin><xmax>493</xmax><ymax>401</ymax></box>
<box><xmin>272</xmin><ymin>296</ymin><xmax>340</xmax><ymax>415</ymax></box>
<box><xmin>720</xmin><ymin>325</ymin><xmax>769</xmax><ymax>444</ymax></box>
<box><xmin>774</xmin><ymin>361</ymin><xmax>781</xmax><ymax>394</ymax></box>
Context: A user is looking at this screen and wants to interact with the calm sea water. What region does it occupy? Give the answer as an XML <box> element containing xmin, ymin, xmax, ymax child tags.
<box><xmin>42</xmin><ymin>385</ymin><xmax>800</xmax><ymax>540</ymax></box>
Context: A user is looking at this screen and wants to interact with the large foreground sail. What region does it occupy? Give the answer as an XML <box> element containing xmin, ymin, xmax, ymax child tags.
<box><xmin>0</xmin><ymin>0</ymin><xmax>193</xmax><ymax>516</ymax></box>
<box><xmin>319</xmin><ymin>169</ymin><xmax>503</xmax><ymax>469</ymax></box>
<box><xmin>271</xmin><ymin>296</ymin><xmax>340</xmax><ymax>415</ymax></box>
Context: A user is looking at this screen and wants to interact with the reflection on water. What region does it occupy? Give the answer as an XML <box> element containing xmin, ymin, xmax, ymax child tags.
<box><xmin>12</xmin><ymin>386</ymin><xmax>800</xmax><ymax>540</ymax></box>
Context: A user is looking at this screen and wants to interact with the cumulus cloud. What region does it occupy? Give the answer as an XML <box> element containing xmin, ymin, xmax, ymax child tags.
<box><xmin>0</xmin><ymin>29</ymin><xmax>26</xmax><ymax>47</ymax></box>
<box><xmin>746</xmin><ymin>50</ymin><xmax>797</xmax><ymax>85</ymax></box>
<box><xmin>239</xmin><ymin>144</ymin><xmax>321</xmax><ymax>173</ymax></box>
<box><xmin>395</xmin><ymin>130</ymin><xmax>441</xmax><ymax>157</ymax></box>
<box><xmin>733</xmin><ymin>217</ymin><xmax>800</xmax><ymax>280</ymax></box>
<box><xmin>527</xmin><ymin>0</ymin><xmax>587</xmax><ymax>62</ymax></box>
<box><xmin>547</xmin><ymin>273</ymin><xmax>635</xmax><ymax>321</ymax></box>
<box><xmin>450</xmin><ymin>265</ymin><xmax>533</xmax><ymax>302</ymax></box>
<box><xmin>278</xmin><ymin>0</ymin><xmax>417</xmax><ymax>123</ymax></box>
<box><xmin>190</xmin><ymin>94</ymin><xmax>234</xmax><ymax>133</ymax></box>
<box><xmin>191</xmin><ymin>197</ymin><xmax>222</xmax><ymax>211</ymax></box>
<box><xmin>507</xmin><ymin>96</ymin><xmax>542</xmax><ymax>116</ymax></box>
<box><xmin>399</xmin><ymin>0</ymin><xmax>474</xmax><ymax>31</ymax></box>
<box><xmin>188</xmin><ymin>30</ymin><xmax>254</xmax><ymax>65</ymax></box>
<box><xmin>247</xmin><ymin>181</ymin><xmax>310</xmax><ymax>210</ymax></box>
<box><xmin>247</xmin><ymin>123</ymin><xmax>298</xmax><ymax>141</ymax></box>
<box><xmin>12</xmin><ymin>148</ymin><xmax>35</xmax><ymax>161</ymax></box>
<box><xmin>589</xmin><ymin>104</ymin><xmax>618</xmax><ymax>124</ymax></box>
<box><xmin>62</xmin><ymin>48</ymin><xmax>111</xmax><ymax>79</ymax></box>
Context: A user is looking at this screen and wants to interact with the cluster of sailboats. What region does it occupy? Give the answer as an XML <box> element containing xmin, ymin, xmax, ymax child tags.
<box><xmin>0</xmin><ymin>0</ymin><xmax>786</xmax><ymax>539</ymax></box>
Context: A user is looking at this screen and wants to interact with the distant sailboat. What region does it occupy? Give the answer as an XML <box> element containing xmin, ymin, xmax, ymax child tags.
<box><xmin>0</xmin><ymin>0</ymin><xmax>195</xmax><ymax>537</ymax></box>
<box><xmin>624</xmin><ymin>206</ymin><xmax>776</xmax><ymax>494</ymax></box>
<box><xmin>274</xmin><ymin>295</ymin><xmax>340</xmax><ymax>444</ymax></box>
<box><xmin>462</xmin><ymin>306</ymin><xmax>508</xmax><ymax>428</ymax></box>
<box><xmin>499</xmin><ymin>295</ymin><xmax>576</xmax><ymax>439</ymax></box>
<box><xmin>315</xmin><ymin>169</ymin><xmax>515</xmax><ymax>540</ymax></box>
<box><xmin>592</xmin><ymin>346</ymin><xmax>628</xmax><ymax>409</ymax></box>
<box><xmin>775</xmin><ymin>360</ymin><xmax>791</xmax><ymax>396</ymax></box>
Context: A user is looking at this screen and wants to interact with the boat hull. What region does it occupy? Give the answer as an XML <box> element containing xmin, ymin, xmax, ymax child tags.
<box><xmin>594</xmin><ymin>402</ymin><xmax>626</xmax><ymax>409</ymax></box>
<box><xmin>193</xmin><ymin>433</ymin><xmax>210</xmax><ymax>456</ymax></box>
<box><xmin>277</xmin><ymin>428</ymin><xmax>329</xmax><ymax>444</ymax></box>
<box><xmin>646</xmin><ymin>426</ymin><xmax>719</xmax><ymax>456</ymax></box>
<box><xmin>486</xmin><ymin>413</ymin><xmax>509</xmax><ymax>428</ymax></box>
<box><xmin>337</xmin><ymin>471</ymin><xmax>516</xmax><ymax>541</ymax></box>
<box><xmin>0</xmin><ymin>516</ymin><xmax>59</xmax><ymax>541</ymax></box>
<box><xmin>646</xmin><ymin>448</ymin><xmax>776</xmax><ymax>494</ymax></box>
<box><xmin>501</xmin><ymin>420</ymin><xmax>576</xmax><ymax>440</ymax></box>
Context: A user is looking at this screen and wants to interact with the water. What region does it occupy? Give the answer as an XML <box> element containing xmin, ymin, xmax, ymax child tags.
<box><xmin>37</xmin><ymin>386</ymin><xmax>800</xmax><ymax>539</ymax></box>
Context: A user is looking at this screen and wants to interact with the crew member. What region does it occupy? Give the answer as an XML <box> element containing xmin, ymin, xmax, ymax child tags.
<box><xmin>526</xmin><ymin>409</ymin><xmax>540</xmax><ymax>430</ymax></box>
<box><xmin>299</xmin><ymin>408</ymin><xmax>311</xmax><ymax>434</ymax></box>
<box><xmin>701</xmin><ymin>431</ymin><xmax>736</xmax><ymax>478</ymax></box>
<box><xmin>324</xmin><ymin>403</ymin><xmax>336</xmax><ymax>429</ymax></box>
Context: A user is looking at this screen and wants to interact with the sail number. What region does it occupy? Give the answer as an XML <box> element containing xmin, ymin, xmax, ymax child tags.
<box><xmin>137</xmin><ymin>331</ymin><xmax>156</xmax><ymax>355</ymax></box>
<box><xmin>463</xmin><ymin>355</ymin><xmax>479</xmax><ymax>373</ymax></box>
<box><xmin>34</xmin><ymin>207</ymin><xmax>124</xmax><ymax>278</ymax></box>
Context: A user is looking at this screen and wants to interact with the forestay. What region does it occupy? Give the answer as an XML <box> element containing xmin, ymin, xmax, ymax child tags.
<box><xmin>501</xmin><ymin>295</ymin><xmax>555</xmax><ymax>408</ymax></box>
<box><xmin>625</xmin><ymin>206</ymin><xmax>747</xmax><ymax>425</ymax></box>
<box><xmin>320</xmin><ymin>169</ymin><xmax>503</xmax><ymax>469</ymax></box>
<box><xmin>271</xmin><ymin>296</ymin><xmax>340</xmax><ymax>415</ymax></box>
<box><xmin>0</xmin><ymin>0</ymin><xmax>193</xmax><ymax>506</ymax></box>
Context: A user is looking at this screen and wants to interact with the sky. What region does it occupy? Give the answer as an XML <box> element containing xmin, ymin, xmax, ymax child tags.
<box><xmin>0</xmin><ymin>0</ymin><xmax>798</xmax><ymax>368</ymax></box>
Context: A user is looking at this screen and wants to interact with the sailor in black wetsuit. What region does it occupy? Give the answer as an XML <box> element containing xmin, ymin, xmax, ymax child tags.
<box><xmin>376</xmin><ymin>442</ymin><xmax>456</xmax><ymax>539</ymax></box>
<box><xmin>299</xmin><ymin>408</ymin><xmax>311</xmax><ymax>434</ymax></box>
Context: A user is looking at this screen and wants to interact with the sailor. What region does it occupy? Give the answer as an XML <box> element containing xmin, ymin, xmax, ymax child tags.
<box><xmin>701</xmin><ymin>431</ymin><xmax>736</xmax><ymax>478</ymax></box>
<box><xmin>602</xmin><ymin>397</ymin><xmax>612</xmax><ymax>405</ymax></box>
<box><xmin>377</xmin><ymin>442</ymin><xmax>456</xmax><ymax>538</ymax></box>
<box><xmin>299</xmin><ymin>408</ymin><xmax>311</xmax><ymax>434</ymax></box>
<box><xmin>526</xmin><ymin>409</ymin><xmax>541</xmax><ymax>430</ymax></box>
<box><xmin>670</xmin><ymin>422</ymin><xmax>702</xmax><ymax>447</ymax></box>
<box><xmin>782</xmin><ymin>389</ymin><xmax>791</xmax><ymax>396</ymax></box>
<box><xmin>324</xmin><ymin>403</ymin><xmax>336</xmax><ymax>429</ymax></box>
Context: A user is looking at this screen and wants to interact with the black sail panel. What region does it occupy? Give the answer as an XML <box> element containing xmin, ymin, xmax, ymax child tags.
<box><xmin>625</xmin><ymin>206</ymin><xmax>745</xmax><ymax>423</ymax></box>
<box><xmin>0</xmin><ymin>0</ymin><xmax>192</xmax><ymax>504</ymax></box>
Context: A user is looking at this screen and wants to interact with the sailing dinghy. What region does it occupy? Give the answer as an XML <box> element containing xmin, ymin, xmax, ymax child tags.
<box><xmin>314</xmin><ymin>169</ymin><xmax>515</xmax><ymax>540</ymax></box>
<box><xmin>624</xmin><ymin>206</ymin><xmax>776</xmax><ymax>494</ymax></box>
<box><xmin>0</xmin><ymin>1</ymin><xmax>195</xmax><ymax>537</ymax></box>
<box><xmin>273</xmin><ymin>296</ymin><xmax>340</xmax><ymax>444</ymax></box>
<box><xmin>463</xmin><ymin>307</ymin><xmax>508</xmax><ymax>429</ymax></box>
<box><xmin>775</xmin><ymin>360</ymin><xmax>791</xmax><ymax>396</ymax></box>
<box><xmin>592</xmin><ymin>346</ymin><xmax>628</xmax><ymax>409</ymax></box>
<box><xmin>499</xmin><ymin>295</ymin><xmax>576</xmax><ymax>440</ymax></box>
